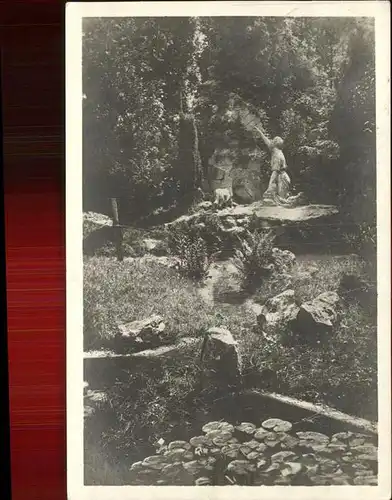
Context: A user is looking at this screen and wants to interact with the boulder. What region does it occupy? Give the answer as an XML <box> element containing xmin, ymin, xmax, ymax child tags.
<box><xmin>293</xmin><ymin>291</ymin><xmax>340</xmax><ymax>340</ymax></box>
<box><xmin>83</xmin><ymin>211</ymin><xmax>112</xmax><ymax>239</ymax></box>
<box><xmin>116</xmin><ymin>314</ymin><xmax>169</xmax><ymax>350</ymax></box>
<box><xmin>83</xmin><ymin>212</ymin><xmax>114</xmax><ymax>255</ymax></box>
<box><xmin>201</xmin><ymin>327</ymin><xmax>242</xmax><ymax>391</ymax></box>
<box><xmin>257</xmin><ymin>290</ymin><xmax>300</xmax><ymax>333</ymax></box>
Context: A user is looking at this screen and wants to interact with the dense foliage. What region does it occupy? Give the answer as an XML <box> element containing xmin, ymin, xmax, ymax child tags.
<box><xmin>83</xmin><ymin>17</ymin><xmax>375</xmax><ymax>223</ymax></box>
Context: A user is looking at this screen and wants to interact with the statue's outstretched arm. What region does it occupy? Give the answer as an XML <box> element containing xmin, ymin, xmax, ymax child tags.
<box><xmin>253</xmin><ymin>125</ymin><xmax>272</xmax><ymax>150</ymax></box>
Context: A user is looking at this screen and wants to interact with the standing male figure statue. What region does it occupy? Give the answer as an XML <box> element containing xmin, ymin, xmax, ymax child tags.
<box><xmin>253</xmin><ymin>125</ymin><xmax>303</xmax><ymax>207</ymax></box>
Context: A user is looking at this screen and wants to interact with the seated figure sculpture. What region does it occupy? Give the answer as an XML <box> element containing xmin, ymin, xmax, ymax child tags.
<box><xmin>253</xmin><ymin>125</ymin><xmax>304</xmax><ymax>207</ymax></box>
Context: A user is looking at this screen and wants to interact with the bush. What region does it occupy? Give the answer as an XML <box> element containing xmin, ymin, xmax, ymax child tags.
<box><xmin>342</xmin><ymin>220</ymin><xmax>377</xmax><ymax>261</ymax></box>
<box><xmin>167</xmin><ymin>215</ymin><xmax>224</xmax><ymax>279</ymax></box>
<box><xmin>168</xmin><ymin>228</ymin><xmax>209</xmax><ymax>279</ymax></box>
<box><xmin>233</xmin><ymin>230</ymin><xmax>276</xmax><ymax>288</ymax></box>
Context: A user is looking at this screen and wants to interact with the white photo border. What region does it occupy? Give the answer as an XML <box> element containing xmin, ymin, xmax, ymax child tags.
<box><xmin>66</xmin><ymin>2</ymin><xmax>391</xmax><ymax>499</ymax></box>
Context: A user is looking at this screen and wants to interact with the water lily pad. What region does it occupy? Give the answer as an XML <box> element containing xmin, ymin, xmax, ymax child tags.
<box><xmin>279</xmin><ymin>433</ymin><xmax>300</xmax><ymax>450</ymax></box>
<box><xmin>324</xmin><ymin>443</ymin><xmax>347</xmax><ymax>454</ymax></box>
<box><xmin>271</xmin><ymin>451</ymin><xmax>296</xmax><ymax>463</ymax></box>
<box><xmin>212</xmin><ymin>432</ymin><xmax>236</xmax><ymax>447</ymax></box>
<box><xmin>354</xmin><ymin>475</ymin><xmax>378</xmax><ymax>485</ymax></box>
<box><xmin>263</xmin><ymin>431</ymin><xmax>280</xmax><ymax>447</ymax></box>
<box><xmin>182</xmin><ymin>451</ymin><xmax>194</xmax><ymax>461</ymax></box>
<box><xmin>318</xmin><ymin>457</ymin><xmax>340</xmax><ymax>474</ymax></box>
<box><xmin>254</xmin><ymin>428</ymin><xmax>270</xmax><ymax>440</ymax></box>
<box><xmin>247</xmin><ymin>451</ymin><xmax>260</xmax><ymax>460</ymax></box>
<box><xmin>161</xmin><ymin>462</ymin><xmax>183</xmax><ymax>478</ymax></box>
<box><xmin>129</xmin><ymin>461</ymin><xmax>144</xmax><ymax>472</ymax></box>
<box><xmin>202</xmin><ymin>421</ymin><xmax>234</xmax><ymax>434</ymax></box>
<box><xmin>205</xmin><ymin>430</ymin><xmax>224</xmax><ymax>440</ymax></box>
<box><xmin>262</xmin><ymin>418</ymin><xmax>292</xmax><ymax>432</ymax></box>
<box><xmin>195</xmin><ymin>476</ymin><xmax>211</xmax><ymax>486</ymax></box>
<box><xmin>262</xmin><ymin>463</ymin><xmax>280</xmax><ymax>474</ymax></box>
<box><xmin>348</xmin><ymin>434</ymin><xmax>370</xmax><ymax>447</ymax></box>
<box><xmin>239</xmin><ymin>445</ymin><xmax>253</xmax><ymax>457</ymax></box>
<box><xmin>227</xmin><ymin>460</ymin><xmax>256</xmax><ymax>475</ymax></box>
<box><xmin>222</xmin><ymin>443</ymin><xmax>241</xmax><ymax>459</ymax></box>
<box><xmin>280</xmin><ymin>462</ymin><xmax>302</xmax><ymax>477</ymax></box>
<box><xmin>137</xmin><ymin>468</ymin><xmax>160</xmax><ymax>480</ymax></box>
<box><xmin>274</xmin><ymin>477</ymin><xmax>291</xmax><ymax>485</ymax></box>
<box><xmin>296</xmin><ymin>431</ymin><xmax>329</xmax><ymax>450</ymax></box>
<box><xmin>354</xmin><ymin>470</ymin><xmax>376</xmax><ymax>477</ymax></box>
<box><xmin>257</xmin><ymin>459</ymin><xmax>268</xmax><ymax>469</ymax></box>
<box><xmin>351</xmin><ymin>444</ymin><xmax>377</xmax><ymax>455</ymax></box>
<box><xmin>330</xmin><ymin>475</ymin><xmax>351</xmax><ymax>485</ymax></box>
<box><xmin>204</xmin><ymin>457</ymin><xmax>217</xmax><ymax>471</ymax></box>
<box><xmin>142</xmin><ymin>455</ymin><xmax>168</xmax><ymax>470</ymax></box>
<box><xmin>183</xmin><ymin>460</ymin><xmax>206</xmax><ymax>475</ymax></box>
<box><xmin>168</xmin><ymin>440</ymin><xmax>191</xmax><ymax>450</ymax></box>
<box><xmin>242</xmin><ymin>439</ymin><xmax>261</xmax><ymax>450</ymax></box>
<box><xmin>357</xmin><ymin>453</ymin><xmax>378</xmax><ymax>462</ymax></box>
<box><xmin>309</xmin><ymin>476</ymin><xmax>328</xmax><ymax>485</ymax></box>
<box><xmin>331</xmin><ymin>431</ymin><xmax>354</xmax><ymax>442</ymax></box>
<box><xmin>235</xmin><ymin>422</ymin><xmax>256</xmax><ymax>435</ymax></box>
<box><xmin>190</xmin><ymin>435</ymin><xmax>213</xmax><ymax>447</ymax></box>
<box><xmin>165</xmin><ymin>448</ymin><xmax>188</xmax><ymax>461</ymax></box>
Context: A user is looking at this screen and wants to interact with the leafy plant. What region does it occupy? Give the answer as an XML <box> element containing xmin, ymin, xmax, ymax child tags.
<box><xmin>233</xmin><ymin>230</ymin><xmax>276</xmax><ymax>288</ymax></box>
<box><xmin>167</xmin><ymin>226</ymin><xmax>209</xmax><ymax>279</ymax></box>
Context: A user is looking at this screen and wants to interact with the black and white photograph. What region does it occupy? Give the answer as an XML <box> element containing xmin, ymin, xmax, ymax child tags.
<box><xmin>66</xmin><ymin>2</ymin><xmax>390</xmax><ymax>499</ymax></box>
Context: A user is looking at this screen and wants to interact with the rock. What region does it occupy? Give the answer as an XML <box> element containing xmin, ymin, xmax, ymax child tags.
<box><xmin>83</xmin><ymin>211</ymin><xmax>112</xmax><ymax>238</ymax></box>
<box><xmin>167</xmin><ymin>204</ymin><xmax>339</xmax><ymax>228</ymax></box>
<box><xmin>257</xmin><ymin>289</ymin><xmax>300</xmax><ymax>334</ymax></box>
<box><xmin>83</xmin><ymin>212</ymin><xmax>114</xmax><ymax>255</ymax></box>
<box><xmin>143</xmin><ymin>238</ymin><xmax>167</xmax><ymax>256</ymax></box>
<box><xmin>116</xmin><ymin>314</ymin><xmax>168</xmax><ymax>350</ymax></box>
<box><xmin>201</xmin><ymin>327</ymin><xmax>242</xmax><ymax>390</ymax></box>
<box><xmin>293</xmin><ymin>291</ymin><xmax>340</xmax><ymax>340</ymax></box>
<box><xmin>196</xmin><ymin>201</ymin><xmax>213</xmax><ymax>211</ymax></box>
<box><xmin>271</xmin><ymin>248</ymin><xmax>296</xmax><ymax>272</ymax></box>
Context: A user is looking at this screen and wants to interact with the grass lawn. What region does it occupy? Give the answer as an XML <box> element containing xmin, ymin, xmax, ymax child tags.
<box><xmin>83</xmin><ymin>256</ymin><xmax>255</xmax><ymax>351</ymax></box>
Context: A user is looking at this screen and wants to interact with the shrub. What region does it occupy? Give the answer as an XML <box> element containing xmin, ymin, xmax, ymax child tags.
<box><xmin>167</xmin><ymin>216</ymin><xmax>224</xmax><ymax>279</ymax></box>
<box><xmin>342</xmin><ymin>220</ymin><xmax>377</xmax><ymax>261</ymax></box>
<box><xmin>168</xmin><ymin>227</ymin><xmax>209</xmax><ymax>279</ymax></box>
<box><xmin>233</xmin><ymin>230</ymin><xmax>276</xmax><ymax>288</ymax></box>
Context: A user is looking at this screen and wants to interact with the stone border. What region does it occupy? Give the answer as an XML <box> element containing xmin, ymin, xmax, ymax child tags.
<box><xmin>245</xmin><ymin>390</ymin><xmax>377</xmax><ymax>435</ymax></box>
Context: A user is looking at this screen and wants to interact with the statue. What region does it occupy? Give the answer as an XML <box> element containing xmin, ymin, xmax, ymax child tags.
<box><xmin>253</xmin><ymin>125</ymin><xmax>304</xmax><ymax>207</ymax></box>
